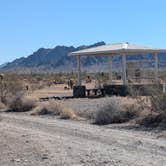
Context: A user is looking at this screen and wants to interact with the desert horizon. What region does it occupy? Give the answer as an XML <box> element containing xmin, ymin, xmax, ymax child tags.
<box><xmin>0</xmin><ymin>1</ymin><xmax>166</xmax><ymax>165</ymax></box>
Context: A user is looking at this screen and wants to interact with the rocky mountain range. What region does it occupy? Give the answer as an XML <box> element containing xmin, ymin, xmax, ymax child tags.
<box><xmin>1</xmin><ymin>42</ymin><xmax>107</xmax><ymax>73</ymax></box>
<box><xmin>1</xmin><ymin>42</ymin><xmax>166</xmax><ymax>73</ymax></box>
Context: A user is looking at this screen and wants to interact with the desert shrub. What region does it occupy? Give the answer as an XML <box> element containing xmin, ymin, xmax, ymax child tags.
<box><xmin>0</xmin><ymin>74</ymin><xmax>24</xmax><ymax>104</ymax></box>
<box><xmin>151</xmin><ymin>91</ymin><xmax>166</xmax><ymax>116</ymax></box>
<box><xmin>127</xmin><ymin>85</ymin><xmax>155</xmax><ymax>97</ymax></box>
<box><xmin>146</xmin><ymin>85</ymin><xmax>166</xmax><ymax>118</ymax></box>
<box><xmin>136</xmin><ymin>85</ymin><xmax>166</xmax><ymax>115</ymax></box>
<box><xmin>31</xmin><ymin>101</ymin><xmax>77</xmax><ymax>119</ymax></box>
<box><xmin>95</xmin><ymin>103</ymin><xmax>125</xmax><ymax>125</ymax></box>
<box><xmin>135</xmin><ymin>85</ymin><xmax>166</xmax><ymax>128</ymax></box>
<box><xmin>137</xmin><ymin>114</ymin><xmax>166</xmax><ymax>128</ymax></box>
<box><xmin>7</xmin><ymin>95</ymin><xmax>36</xmax><ymax>112</ymax></box>
<box><xmin>94</xmin><ymin>97</ymin><xmax>141</xmax><ymax>125</ymax></box>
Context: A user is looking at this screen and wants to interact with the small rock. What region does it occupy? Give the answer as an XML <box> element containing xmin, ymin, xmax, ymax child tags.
<box><xmin>160</xmin><ymin>146</ymin><xmax>165</xmax><ymax>150</ymax></box>
<box><xmin>137</xmin><ymin>140</ymin><xmax>143</xmax><ymax>145</ymax></box>
<box><xmin>103</xmin><ymin>160</ymin><xmax>109</xmax><ymax>164</ymax></box>
<box><xmin>22</xmin><ymin>134</ymin><xmax>28</xmax><ymax>137</ymax></box>
<box><xmin>42</xmin><ymin>154</ymin><xmax>49</xmax><ymax>160</ymax></box>
<box><xmin>14</xmin><ymin>159</ymin><xmax>21</xmax><ymax>162</ymax></box>
<box><xmin>80</xmin><ymin>159</ymin><xmax>85</xmax><ymax>163</ymax></box>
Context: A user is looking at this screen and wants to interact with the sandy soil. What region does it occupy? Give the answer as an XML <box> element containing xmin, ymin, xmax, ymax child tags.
<box><xmin>0</xmin><ymin>112</ymin><xmax>166</xmax><ymax>166</ymax></box>
<box><xmin>26</xmin><ymin>84</ymin><xmax>73</xmax><ymax>100</ymax></box>
<box><xmin>0</xmin><ymin>85</ymin><xmax>166</xmax><ymax>165</ymax></box>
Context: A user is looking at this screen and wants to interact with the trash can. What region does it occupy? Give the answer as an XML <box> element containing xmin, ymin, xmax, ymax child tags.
<box><xmin>73</xmin><ymin>86</ymin><xmax>86</xmax><ymax>98</ymax></box>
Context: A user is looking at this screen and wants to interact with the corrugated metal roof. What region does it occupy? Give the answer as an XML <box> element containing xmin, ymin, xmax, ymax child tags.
<box><xmin>69</xmin><ymin>42</ymin><xmax>166</xmax><ymax>56</ymax></box>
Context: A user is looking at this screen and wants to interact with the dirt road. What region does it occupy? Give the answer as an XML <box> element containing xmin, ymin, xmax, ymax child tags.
<box><xmin>0</xmin><ymin>113</ymin><xmax>166</xmax><ymax>166</ymax></box>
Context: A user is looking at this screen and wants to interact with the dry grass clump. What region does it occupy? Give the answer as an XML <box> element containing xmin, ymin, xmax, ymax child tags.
<box><xmin>31</xmin><ymin>101</ymin><xmax>62</xmax><ymax>115</ymax></box>
<box><xmin>31</xmin><ymin>101</ymin><xmax>77</xmax><ymax>119</ymax></box>
<box><xmin>7</xmin><ymin>95</ymin><xmax>36</xmax><ymax>112</ymax></box>
<box><xmin>60</xmin><ymin>106</ymin><xmax>77</xmax><ymax>119</ymax></box>
<box><xmin>94</xmin><ymin>97</ymin><xmax>141</xmax><ymax>125</ymax></box>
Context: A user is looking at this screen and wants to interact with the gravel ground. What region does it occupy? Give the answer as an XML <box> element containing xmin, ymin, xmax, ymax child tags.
<box><xmin>0</xmin><ymin>96</ymin><xmax>166</xmax><ymax>166</ymax></box>
<box><xmin>0</xmin><ymin>111</ymin><xmax>166</xmax><ymax>166</ymax></box>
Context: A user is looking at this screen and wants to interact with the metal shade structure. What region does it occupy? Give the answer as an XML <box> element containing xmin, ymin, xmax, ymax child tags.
<box><xmin>69</xmin><ymin>42</ymin><xmax>166</xmax><ymax>86</ymax></box>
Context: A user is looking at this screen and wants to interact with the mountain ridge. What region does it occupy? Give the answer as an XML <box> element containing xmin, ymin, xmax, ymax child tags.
<box><xmin>1</xmin><ymin>41</ymin><xmax>166</xmax><ymax>73</ymax></box>
<box><xmin>2</xmin><ymin>42</ymin><xmax>106</xmax><ymax>72</ymax></box>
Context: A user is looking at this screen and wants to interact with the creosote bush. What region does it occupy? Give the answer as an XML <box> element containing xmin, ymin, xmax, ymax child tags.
<box><xmin>135</xmin><ymin>85</ymin><xmax>166</xmax><ymax>128</ymax></box>
<box><xmin>95</xmin><ymin>97</ymin><xmax>141</xmax><ymax>125</ymax></box>
<box><xmin>7</xmin><ymin>95</ymin><xmax>36</xmax><ymax>112</ymax></box>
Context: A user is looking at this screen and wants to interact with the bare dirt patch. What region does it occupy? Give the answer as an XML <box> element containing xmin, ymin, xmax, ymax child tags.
<box><xmin>0</xmin><ymin>113</ymin><xmax>166</xmax><ymax>166</ymax></box>
<box><xmin>0</xmin><ymin>84</ymin><xmax>166</xmax><ymax>165</ymax></box>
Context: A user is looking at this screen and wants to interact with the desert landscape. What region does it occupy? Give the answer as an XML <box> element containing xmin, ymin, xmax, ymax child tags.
<box><xmin>1</xmin><ymin>1</ymin><xmax>166</xmax><ymax>165</ymax></box>
<box><xmin>0</xmin><ymin>73</ymin><xmax>166</xmax><ymax>166</ymax></box>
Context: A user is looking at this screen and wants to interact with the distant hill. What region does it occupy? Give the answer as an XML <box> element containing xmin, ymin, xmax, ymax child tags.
<box><xmin>2</xmin><ymin>42</ymin><xmax>107</xmax><ymax>73</ymax></box>
<box><xmin>0</xmin><ymin>63</ymin><xmax>7</xmax><ymax>69</ymax></box>
<box><xmin>1</xmin><ymin>42</ymin><xmax>166</xmax><ymax>73</ymax></box>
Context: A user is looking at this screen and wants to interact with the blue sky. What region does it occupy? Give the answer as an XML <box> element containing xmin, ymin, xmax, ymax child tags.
<box><xmin>0</xmin><ymin>0</ymin><xmax>166</xmax><ymax>64</ymax></box>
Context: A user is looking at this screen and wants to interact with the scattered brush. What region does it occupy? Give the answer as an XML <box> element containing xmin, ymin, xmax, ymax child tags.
<box><xmin>7</xmin><ymin>95</ymin><xmax>36</xmax><ymax>112</ymax></box>
<box><xmin>136</xmin><ymin>86</ymin><xmax>166</xmax><ymax>128</ymax></box>
<box><xmin>31</xmin><ymin>101</ymin><xmax>77</xmax><ymax>120</ymax></box>
<box><xmin>137</xmin><ymin>114</ymin><xmax>163</xmax><ymax>127</ymax></box>
<box><xmin>151</xmin><ymin>92</ymin><xmax>166</xmax><ymax>116</ymax></box>
<box><xmin>94</xmin><ymin>97</ymin><xmax>141</xmax><ymax>125</ymax></box>
<box><xmin>136</xmin><ymin>112</ymin><xmax>166</xmax><ymax>129</ymax></box>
